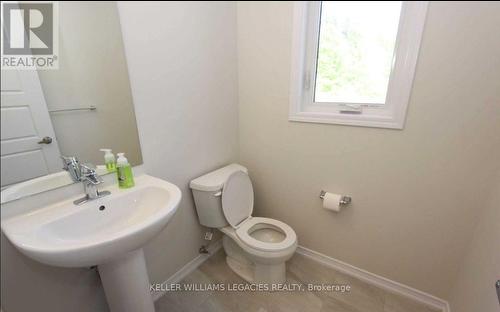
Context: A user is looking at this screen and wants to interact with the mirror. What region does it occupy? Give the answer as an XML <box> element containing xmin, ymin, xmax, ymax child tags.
<box><xmin>1</xmin><ymin>2</ymin><xmax>142</xmax><ymax>203</ymax></box>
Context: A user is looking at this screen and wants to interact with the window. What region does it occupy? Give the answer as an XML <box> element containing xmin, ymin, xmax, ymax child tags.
<box><xmin>289</xmin><ymin>1</ymin><xmax>428</xmax><ymax>129</ymax></box>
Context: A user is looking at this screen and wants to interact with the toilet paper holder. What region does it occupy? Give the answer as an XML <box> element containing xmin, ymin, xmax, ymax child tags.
<box><xmin>319</xmin><ymin>190</ymin><xmax>352</xmax><ymax>205</ymax></box>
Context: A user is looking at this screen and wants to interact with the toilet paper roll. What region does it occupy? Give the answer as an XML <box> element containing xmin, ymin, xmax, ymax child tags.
<box><xmin>322</xmin><ymin>192</ymin><xmax>342</xmax><ymax>212</ymax></box>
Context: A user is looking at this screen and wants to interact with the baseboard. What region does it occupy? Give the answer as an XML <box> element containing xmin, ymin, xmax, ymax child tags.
<box><xmin>151</xmin><ymin>240</ymin><xmax>222</xmax><ymax>301</ymax></box>
<box><xmin>296</xmin><ymin>246</ymin><xmax>450</xmax><ymax>312</ymax></box>
<box><xmin>151</xmin><ymin>241</ymin><xmax>450</xmax><ymax>312</ymax></box>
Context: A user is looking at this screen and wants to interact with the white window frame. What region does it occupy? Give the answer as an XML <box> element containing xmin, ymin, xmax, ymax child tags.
<box><xmin>289</xmin><ymin>1</ymin><xmax>428</xmax><ymax>129</ymax></box>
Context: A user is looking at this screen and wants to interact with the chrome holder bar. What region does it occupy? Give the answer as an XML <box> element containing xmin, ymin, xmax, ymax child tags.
<box><xmin>49</xmin><ymin>105</ymin><xmax>97</xmax><ymax>113</ymax></box>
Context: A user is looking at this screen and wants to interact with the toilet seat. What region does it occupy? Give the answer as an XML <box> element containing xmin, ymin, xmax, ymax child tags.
<box><xmin>222</xmin><ymin>171</ymin><xmax>297</xmax><ymax>252</ymax></box>
<box><xmin>236</xmin><ymin>217</ymin><xmax>297</xmax><ymax>252</ymax></box>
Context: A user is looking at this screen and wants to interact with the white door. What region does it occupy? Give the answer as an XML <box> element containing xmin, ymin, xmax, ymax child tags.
<box><xmin>1</xmin><ymin>69</ymin><xmax>61</xmax><ymax>187</ymax></box>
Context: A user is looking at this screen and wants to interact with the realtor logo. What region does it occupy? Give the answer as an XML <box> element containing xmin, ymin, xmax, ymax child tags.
<box><xmin>1</xmin><ymin>1</ymin><xmax>59</xmax><ymax>69</ymax></box>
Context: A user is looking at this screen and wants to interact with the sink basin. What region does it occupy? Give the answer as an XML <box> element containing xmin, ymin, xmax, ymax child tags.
<box><xmin>2</xmin><ymin>174</ymin><xmax>181</xmax><ymax>267</ymax></box>
<box><xmin>1</xmin><ymin>174</ymin><xmax>181</xmax><ymax>312</ymax></box>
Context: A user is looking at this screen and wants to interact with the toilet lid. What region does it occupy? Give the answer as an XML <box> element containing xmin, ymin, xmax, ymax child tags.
<box><xmin>222</xmin><ymin>171</ymin><xmax>254</xmax><ymax>228</ymax></box>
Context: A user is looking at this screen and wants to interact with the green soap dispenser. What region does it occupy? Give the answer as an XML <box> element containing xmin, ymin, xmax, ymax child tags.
<box><xmin>116</xmin><ymin>153</ymin><xmax>135</xmax><ymax>188</ymax></box>
<box><xmin>100</xmin><ymin>148</ymin><xmax>116</xmax><ymax>172</ymax></box>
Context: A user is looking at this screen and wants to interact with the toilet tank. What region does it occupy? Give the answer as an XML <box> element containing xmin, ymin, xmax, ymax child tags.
<box><xmin>189</xmin><ymin>164</ymin><xmax>248</xmax><ymax>228</ymax></box>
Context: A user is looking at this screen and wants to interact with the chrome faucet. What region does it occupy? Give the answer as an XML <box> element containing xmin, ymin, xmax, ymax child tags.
<box><xmin>61</xmin><ymin>156</ymin><xmax>111</xmax><ymax>205</ymax></box>
<box><xmin>61</xmin><ymin>156</ymin><xmax>81</xmax><ymax>182</ymax></box>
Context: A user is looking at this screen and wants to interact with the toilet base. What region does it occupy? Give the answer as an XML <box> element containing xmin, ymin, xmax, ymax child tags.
<box><xmin>223</xmin><ymin>235</ymin><xmax>287</xmax><ymax>285</ymax></box>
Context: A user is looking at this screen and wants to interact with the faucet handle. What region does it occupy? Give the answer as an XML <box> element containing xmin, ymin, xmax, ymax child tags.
<box><xmin>61</xmin><ymin>156</ymin><xmax>81</xmax><ymax>182</ymax></box>
<box><xmin>80</xmin><ymin>164</ymin><xmax>103</xmax><ymax>185</ymax></box>
<box><xmin>61</xmin><ymin>155</ymin><xmax>79</xmax><ymax>170</ymax></box>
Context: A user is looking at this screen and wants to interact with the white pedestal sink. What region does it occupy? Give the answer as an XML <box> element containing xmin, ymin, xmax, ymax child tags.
<box><xmin>1</xmin><ymin>174</ymin><xmax>181</xmax><ymax>312</ymax></box>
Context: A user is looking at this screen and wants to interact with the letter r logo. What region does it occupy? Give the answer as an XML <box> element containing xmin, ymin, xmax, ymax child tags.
<box><xmin>2</xmin><ymin>2</ymin><xmax>54</xmax><ymax>55</ymax></box>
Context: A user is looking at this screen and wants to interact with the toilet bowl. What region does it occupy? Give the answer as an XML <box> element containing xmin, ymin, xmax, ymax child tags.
<box><xmin>190</xmin><ymin>164</ymin><xmax>297</xmax><ymax>285</ymax></box>
<box><xmin>220</xmin><ymin>216</ymin><xmax>297</xmax><ymax>284</ymax></box>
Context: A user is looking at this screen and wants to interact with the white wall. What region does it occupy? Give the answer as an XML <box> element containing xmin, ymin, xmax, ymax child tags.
<box><xmin>449</xmin><ymin>174</ymin><xmax>500</xmax><ymax>312</ymax></box>
<box><xmin>236</xmin><ymin>1</ymin><xmax>500</xmax><ymax>299</ymax></box>
<box><xmin>0</xmin><ymin>2</ymin><xmax>238</xmax><ymax>311</ymax></box>
<box><xmin>117</xmin><ymin>1</ymin><xmax>238</xmax><ymax>286</ymax></box>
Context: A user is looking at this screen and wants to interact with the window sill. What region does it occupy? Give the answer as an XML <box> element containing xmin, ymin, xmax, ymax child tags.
<box><xmin>288</xmin><ymin>111</ymin><xmax>405</xmax><ymax>130</ymax></box>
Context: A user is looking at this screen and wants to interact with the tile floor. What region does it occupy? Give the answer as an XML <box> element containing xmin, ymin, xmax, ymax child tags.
<box><xmin>155</xmin><ymin>250</ymin><xmax>440</xmax><ymax>312</ymax></box>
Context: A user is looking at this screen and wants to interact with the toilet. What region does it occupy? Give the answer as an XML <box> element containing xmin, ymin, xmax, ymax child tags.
<box><xmin>190</xmin><ymin>164</ymin><xmax>297</xmax><ymax>285</ymax></box>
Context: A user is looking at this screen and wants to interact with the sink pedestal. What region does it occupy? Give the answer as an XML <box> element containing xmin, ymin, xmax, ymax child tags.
<box><xmin>98</xmin><ymin>249</ymin><xmax>154</xmax><ymax>312</ymax></box>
